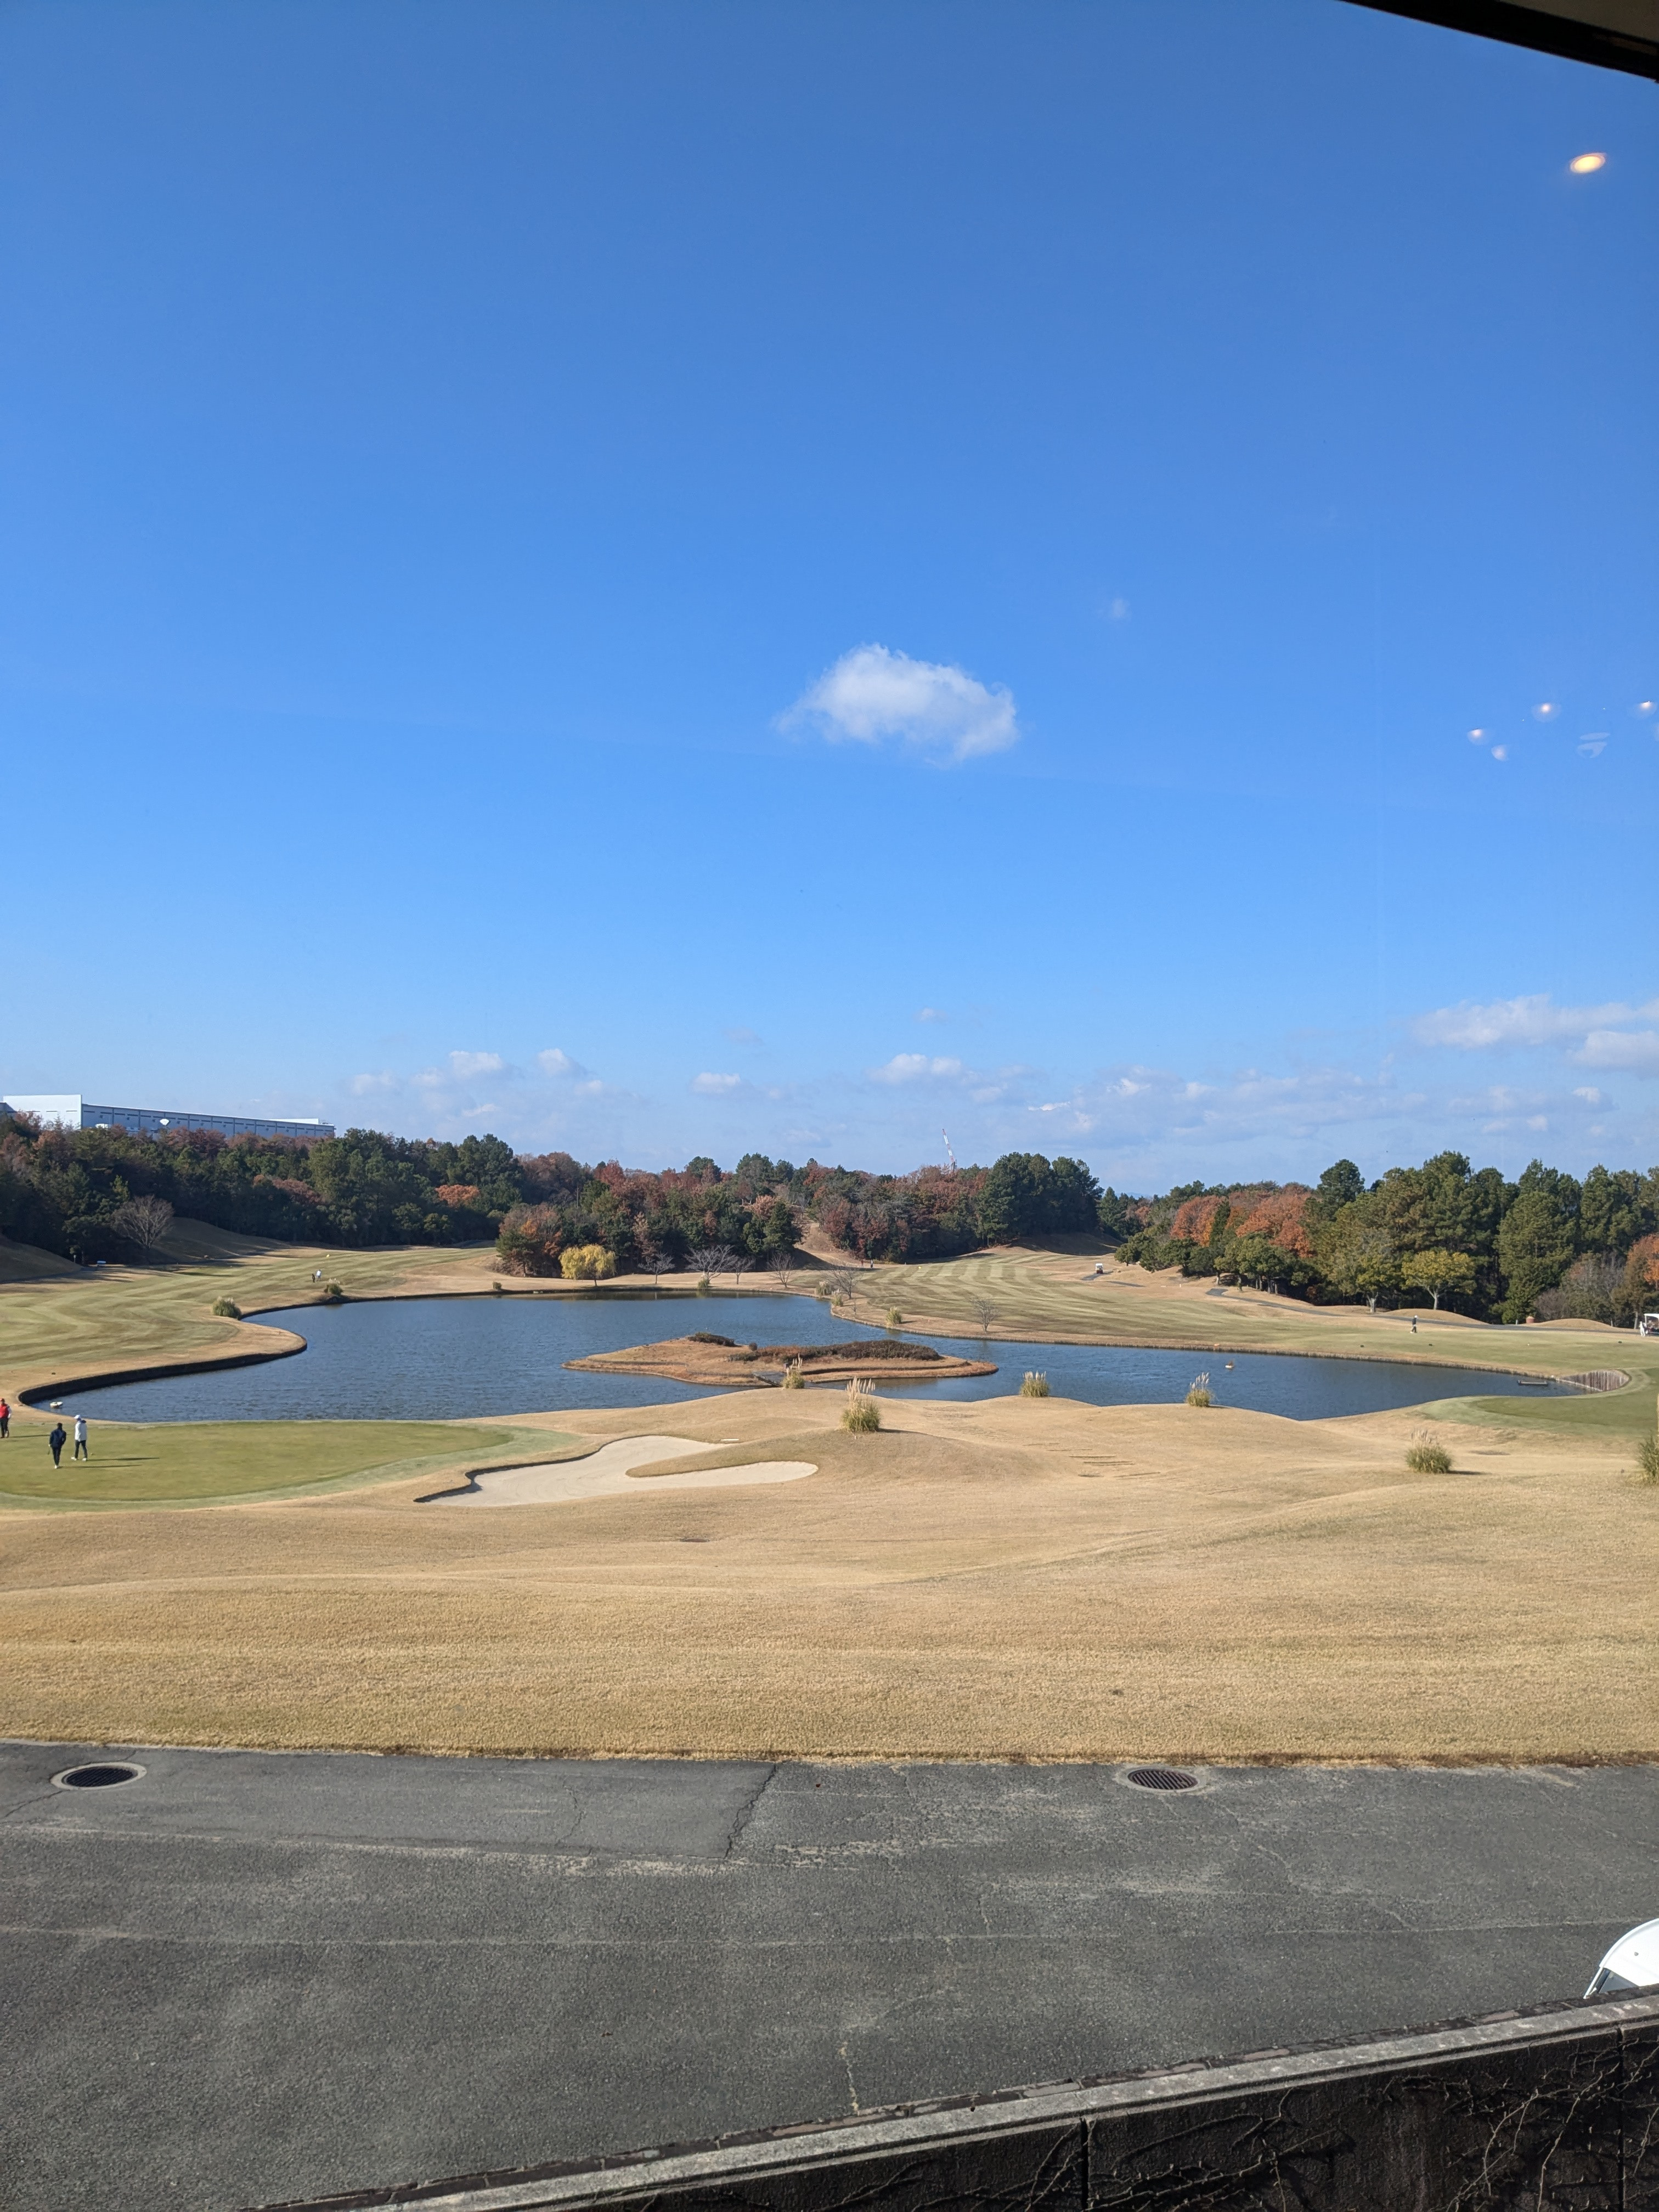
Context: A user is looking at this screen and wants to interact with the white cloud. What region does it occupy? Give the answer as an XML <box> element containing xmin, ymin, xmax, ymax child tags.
<box><xmin>1413</xmin><ymin>993</ymin><xmax>1659</xmax><ymax>1050</ymax></box>
<box><xmin>1572</xmin><ymin>1087</ymin><xmax>1604</xmax><ymax>1105</ymax></box>
<box><xmin>915</xmin><ymin>1007</ymin><xmax>949</xmax><ymax>1024</ymax></box>
<box><xmin>1412</xmin><ymin>992</ymin><xmax>1659</xmax><ymax>1079</ymax></box>
<box><xmin>868</xmin><ymin>1053</ymin><xmax>966</xmax><ymax>1085</ymax></box>
<box><xmin>691</xmin><ymin>1071</ymin><xmax>743</xmax><ymax>1095</ymax></box>
<box><xmin>535</xmin><ymin>1047</ymin><xmax>606</xmax><ymax>1096</ymax></box>
<box><xmin>347</xmin><ymin>1070</ymin><xmax>400</xmax><ymax>1097</ymax></box>
<box><xmin>448</xmin><ymin>1049</ymin><xmax>505</xmax><ymax>1080</ymax></box>
<box><xmin>1576</xmin><ymin>1029</ymin><xmax>1659</xmax><ymax>1074</ymax></box>
<box><xmin>781</xmin><ymin>644</ymin><xmax>1019</xmax><ymax>763</ymax></box>
<box><xmin>723</xmin><ymin>1026</ymin><xmax>762</xmax><ymax>1046</ymax></box>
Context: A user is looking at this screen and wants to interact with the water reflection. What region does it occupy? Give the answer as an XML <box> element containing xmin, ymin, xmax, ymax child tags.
<box><xmin>59</xmin><ymin>1293</ymin><xmax>1568</xmax><ymax>1426</ymax></box>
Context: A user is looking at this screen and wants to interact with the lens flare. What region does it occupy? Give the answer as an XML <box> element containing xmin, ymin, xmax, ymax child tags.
<box><xmin>1533</xmin><ymin>702</ymin><xmax>1560</xmax><ymax>721</ymax></box>
<box><xmin>1468</xmin><ymin>727</ymin><xmax>1487</xmax><ymax>743</ymax></box>
<box><xmin>1568</xmin><ymin>152</ymin><xmax>1606</xmax><ymax>174</ymax></box>
<box><xmin>1491</xmin><ymin>745</ymin><xmax>1509</xmax><ymax>761</ymax></box>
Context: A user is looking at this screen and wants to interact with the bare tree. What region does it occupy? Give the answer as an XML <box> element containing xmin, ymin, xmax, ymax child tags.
<box><xmin>768</xmin><ymin>1248</ymin><xmax>795</xmax><ymax>1294</ymax></box>
<box><xmin>968</xmin><ymin>1294</ymin><xmax>999</xmax><ymax>1338</ymax></box>
<box><xmin>108</xmin><ymin>1193</ymin><xmax>174</xmax><ymax>1260</ymax></box>
<box><xmin>688</xmin><ymin>1244</ymin><xmax>732</xmax><ymax>1287</ymax></box>
<box><xmin>729</xmin><ymin>1248</ymin><xmax>753</xmax><ymax>1296</ymax></box>
<box><xmin>824</xmin><ymin>1266</ymin><xmax>858</xmax><ymax>1313</ymax></box>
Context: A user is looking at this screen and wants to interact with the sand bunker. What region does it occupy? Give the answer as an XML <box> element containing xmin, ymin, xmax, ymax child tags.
<box><xmin>430</xmin><ymin>1434</ymin><xmax>817</xmax><ymax>1508</ymax></box>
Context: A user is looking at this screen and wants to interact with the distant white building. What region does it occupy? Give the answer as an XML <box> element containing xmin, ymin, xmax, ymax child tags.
<box><xmin>2</xmin><ymin>1094</ymin><xmax>334</xmax><ymax>1142</ymax></box>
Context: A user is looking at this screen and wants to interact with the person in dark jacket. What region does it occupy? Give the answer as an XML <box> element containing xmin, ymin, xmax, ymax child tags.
<box><xmin>48</xmin><ymin>1421</ymin><xmax>66</xmax><ymax>1466</ymax></box>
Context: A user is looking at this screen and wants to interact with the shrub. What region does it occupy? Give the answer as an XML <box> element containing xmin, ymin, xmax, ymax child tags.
<box><xmin>689</xmin><ymin>1331</ymin><xmax>735</xmax><ymax>1346</ymax></box>
<box><xmin>1406</xmin><ymin>1436</ymin><xmax>1454</xmax><ymax>1474</ymax></box>
<box><xmin>841</xmin><ymin>1378</ymin><xmax>881</xmax><ymax>1433</ymax></box>
<box><xmin>1020</xmin><ymin>1371</ymin><xmax>1050</xmax><ymax>1397</ymax></box>
<box><xmin>759</xmin><ymin>1340</ymin><xmax>941</xmax><ymax>1366</ymax></box>
<box><xmin>1186</xmin><ymin>1372</ymin><xmax>1211</xmax><ymax>1408</ymax></box>
<box><xmin>490</xmin><ymin>1278</ymin><xmax>504</xmax><ymax>1295</ymax></box>
<box><xmin>697</xmin><ymin>1274</ymin><xmax>712</xmax><ymax>1293</ymax></box>
<box><xmin>886</xmin><ymin>1307</ymin><xmax>904</xmax><ymax>1328</ymax></box>
<box><xmin>1638</xmin><ymin>1428</ymin><xmax>1659</xmax><ymax>1486</ymax></box>
<box><xmin>782</xmin><ymin>1360</ymin><xmax>805</xmax><ymax>1390</ymax></box>
<box><xmin>212</xmin><ymin>1297</ymin><xmax>242</xmax><ymax>1319</ymax></box>
<box><xmin>322</xmin><ymin>1280</ymin><xmax>344</xmax><ymax>1301</ymax></box>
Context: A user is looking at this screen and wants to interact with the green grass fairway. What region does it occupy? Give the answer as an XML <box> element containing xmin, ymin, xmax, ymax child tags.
<box><xmin>0</xmin><ymin>1420</ymin><xmax>546</xmax><ymax>1507</ymax></box>
<box><xmin>1420</xmin><ymin>1383</ymin><xmax>1658</xmax><ymax>1440</ymax></box>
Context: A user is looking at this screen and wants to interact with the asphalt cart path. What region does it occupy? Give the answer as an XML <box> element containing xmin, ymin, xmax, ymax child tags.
<box><xmin>2</xmin><ymin>1743</ymin><xmax>1654</xmax><ymax>2212</ymax></box>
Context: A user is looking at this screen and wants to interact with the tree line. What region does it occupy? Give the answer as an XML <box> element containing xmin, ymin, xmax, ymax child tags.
<box><xmin>0</xmin><ymin>1115</ymin><xmax>1100</xmax><ymax>1276</ymax></box>
<box><xmin>3</xmin><ymin>1105</ymin><xmax>1654</xmax><ymax>1322</ymax></box>
<box><xmin>0</xmin><ymin>1117</ymin><xmax>525</xmax><ymax>1261</ymax></box>
<box><xmin>1109</xmin><ymin>1153</ymin><xmax>1659</xmax><ymax>1324</ymax></box>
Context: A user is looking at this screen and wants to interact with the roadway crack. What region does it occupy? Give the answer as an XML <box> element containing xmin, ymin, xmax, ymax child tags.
<box><xmin>838</xmin><ymin>2039</ymin><xmax>861</xmax><ymax>2114</ymax></box>
<box><xmin>724</xmin><ymin>1763</ymin><xmax>779</xmax><ymax>1859</ymax></box>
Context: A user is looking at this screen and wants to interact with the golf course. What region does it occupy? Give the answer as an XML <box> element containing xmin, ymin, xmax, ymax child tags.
<box><xmin>1</xmin><ymin>1220</ymin><xmax>1655</xmax><ymax>1764</ymax></box>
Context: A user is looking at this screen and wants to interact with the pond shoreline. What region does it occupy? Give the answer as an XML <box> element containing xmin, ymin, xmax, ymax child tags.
<box><xmin>16</xmin><ymin>1277</ymin><xmax>1621</xmax><ymax>1415</ymax></box>
<box><xmin>41</xmin><ymin>1290</ymin><xmax>1607</xmax><ymax>1429</ymax></box>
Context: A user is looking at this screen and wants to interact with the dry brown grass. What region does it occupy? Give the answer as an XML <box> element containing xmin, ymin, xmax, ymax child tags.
<box><xmin>3</xmin><ymin>1387</ymin><xmax>1654</xmax><ymax>1764</ymax></box>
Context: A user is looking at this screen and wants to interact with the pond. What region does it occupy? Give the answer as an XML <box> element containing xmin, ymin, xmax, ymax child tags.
<box><xmin>56</xmin><ymin>1291</ymin><xmax>1570</xmax><ymax>1424</ymax></box>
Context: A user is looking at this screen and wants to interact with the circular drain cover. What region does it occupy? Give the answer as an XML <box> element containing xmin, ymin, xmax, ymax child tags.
<box><xmin>52</xmin><ymin>1762</ymin><xmax>145</xmax><ymax>1790</ymax></box>
<box><xmin>1125</xmin><ymin>1765</ymin><xmax>1198</xmax><ymax>1792</ymax></box>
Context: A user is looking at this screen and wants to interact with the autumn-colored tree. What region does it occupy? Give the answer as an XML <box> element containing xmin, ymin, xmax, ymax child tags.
<box><xmin>559</xmin><ymin>1242</ymin><xmax>616</xmax><ymax>1288</ymax></box>
<box><xmin>1231</xmin><ymin>1188</ymin><xmax>1314</xmax><ymax>1259</ymax></box>
<box><xmin>495</xmin><ymin>1204</ymin><xmax>565</xmax><ymax>1276</ymax></box>
<box><xmin>1171</xmin><ymin>1194</ymin><xmax>1228</xmax><ymax>1244</ymax></box>
<box><xmin>1620</xmin><ymin>1234</ymin><xmax>1659</xmax><ymax>1325</ymax></box>
<box><xmin>1401</xmin><ymin>1248</ymin><xmax>1477</xmax><ymax>1312</ymax></box>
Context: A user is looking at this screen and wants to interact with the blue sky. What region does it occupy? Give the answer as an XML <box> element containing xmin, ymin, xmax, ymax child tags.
<box><xmin>2</xmin><ymin>0</ymin><xmax>1654</xmax><ymax>1188</ymax></box>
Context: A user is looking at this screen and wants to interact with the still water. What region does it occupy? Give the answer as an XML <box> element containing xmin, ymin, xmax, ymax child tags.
<box><xmin>59</xmin><ymin>1291</ymin><xmax>1566</xmax><ymax>1423</ymax></box>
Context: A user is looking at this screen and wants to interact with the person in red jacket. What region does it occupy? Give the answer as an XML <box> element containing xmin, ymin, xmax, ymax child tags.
<box><xmin>0</xmin><ymin>1397</ymin><xmax>9</xmax><ymax>1440</ymax></box>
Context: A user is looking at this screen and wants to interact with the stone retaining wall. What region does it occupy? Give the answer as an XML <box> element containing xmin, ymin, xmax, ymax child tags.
<box><xmin>257</xmin><ymin>1993</ymin><xmax>1659</xmax><ymax>2212</ymax></box>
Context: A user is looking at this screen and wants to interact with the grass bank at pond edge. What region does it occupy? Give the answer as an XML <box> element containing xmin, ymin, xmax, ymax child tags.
<box><xmin>0</xmin><ymin>1420</ymin><xmax>573</xmax><ymax>1509</ymax></box>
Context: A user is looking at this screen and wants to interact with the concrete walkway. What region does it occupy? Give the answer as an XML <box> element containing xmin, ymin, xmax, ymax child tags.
<box><xmin>1</xmin><ymin>1742</ymin><xmax>1654</xmax><ymax>2212</ymax></box>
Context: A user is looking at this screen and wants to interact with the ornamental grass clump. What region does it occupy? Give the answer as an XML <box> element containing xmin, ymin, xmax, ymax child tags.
<box><xmin>887</xmin><ymin>1308</ymin><xmax>904</xmax><ymax>1329</ymax></box>
<box><xmin>1020</xmin><ymin>1371</ymin><xmax>1050</xmax><ymax>1397</ymax></box>
<box><xmin>1406</xmin><ymin>1435</ymin><xmax>1454</xmax><ymax>1474</ymax></box>
<box><xmin>1637</xmin><ymin>1423</ymin><xmax>1659</xmax><ymax>1486</ymax></box>
<box><xmin>782</xmin><ymin>1360</ymin><xmax>805</xmax><ymax>1390</ymax></box>
<box><xmin>211</xmin><ymin>1297</ymin><xmax>242</xmax><ymax>1319</ymax></box>
<box><xmin>841</xmin><ymin>1378</ymin><xmax>881</xmax><ymax>1434</ymax></box>
<box><xmin>1186</xmin><ymin>1373</ymin><xmax>1212</xmax><ymax>1408</ymax></box>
